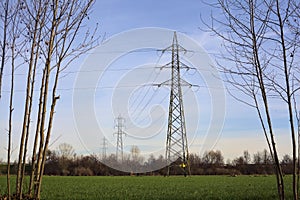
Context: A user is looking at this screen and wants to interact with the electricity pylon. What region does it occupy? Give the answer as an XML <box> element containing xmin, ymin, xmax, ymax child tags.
<box><xmin>101</xmin><ymin>137</ymin><xmax>107</xmax><ymax>159</ymax></box>
<box><xmin>114</xmin><ymin>115</ymin><xmax>126</xmax><ymax>162</ymax></box>
<box><xmin>157</xmin><ymin>32</ymin><xmax>193</xmax><ymax>176</ymax></box>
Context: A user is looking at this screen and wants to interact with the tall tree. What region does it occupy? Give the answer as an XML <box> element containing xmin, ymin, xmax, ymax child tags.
<box><xmin>2</xmin><ymin>0</ymin><xmax>100</xmax><ymax>199</ymax></box>
<box><xmin>15</xmin><ymin>1</ymin><xmax>47</xmax><ymax>196</ymax></box>
<box><xmin>7</xmin><ymin>3</ymin><xmax>25</xmax><ymax>198</ymax></box>
<box><xmin>203</xmin><ymin>0</ymin><xmax>299</xmax><ymax>199</ymax></box>
<box><xmin>1</xmin><ymin>1</ymin><xmax>26</xmax><ymax>199</ymax></box>
<box><xmin>1</xmin><ymin>1</ymin><xmax>12</xmax><ymax>198</ymax></box>
<box><xmin>29</xmin><ymin>1</ymin><xmax>98</xmax><ymax>198</ymax></box>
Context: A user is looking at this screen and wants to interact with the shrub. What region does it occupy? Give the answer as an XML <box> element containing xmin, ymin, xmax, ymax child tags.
<box><xmin>74</xmin><ymin>167</ymin><xmax>94</xmax><ymax>176</ymax></box>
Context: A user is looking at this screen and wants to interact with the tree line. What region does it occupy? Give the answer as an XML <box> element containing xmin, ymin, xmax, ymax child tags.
<box><xmin>0</xmin><ymin>145</ymin><xmax>295</xmax><ymax>177</ymax></box>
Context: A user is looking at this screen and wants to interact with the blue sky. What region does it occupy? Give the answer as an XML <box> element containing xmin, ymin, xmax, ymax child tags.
<box><xmin>0</xmin><ymin>0</ymin><xmax>293</xmax><ymax>162</ymax></box>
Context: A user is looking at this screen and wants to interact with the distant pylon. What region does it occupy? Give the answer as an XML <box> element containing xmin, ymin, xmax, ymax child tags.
<box><xmin>114</xmin><ymin>115</ymin><xmax>126</xmax><ymax>162</ymax></box>
<box><xmin>157</xmin><ymin>32</ymin><xmax>193</xmax><ymax>176</ymax></box>
<box><xmin>101</xmin><ymin>137</ymin><xmax>107</xmax><ymax>159</ymax></box>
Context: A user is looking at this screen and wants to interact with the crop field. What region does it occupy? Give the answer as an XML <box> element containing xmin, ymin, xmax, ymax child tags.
<box><xmin>0</xmin><ymin>175</ymin><xmax>294</xmax><ymax>199</ymax></box>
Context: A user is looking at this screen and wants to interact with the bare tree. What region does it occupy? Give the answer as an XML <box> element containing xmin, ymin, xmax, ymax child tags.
<box><xmin>6</xmin><ymin>2</ymin><xmax>14</xmax><ymax>199</ymax></box>
<box><xmin>57</xmin><ymin>143</ymin><xmax>75</xmax><ymax>160</ymax></box>
<box><xmin>130</xmin><ymin>145</ymin><xmax>141</xmax><ymax>162</ymax></box>
<box><xmin>29</xmin><ymin>1</ymin><xmax>98</xmax><ymax>199</ymax></box>
<box><xmin>286</xmin><ymin>1</ymin><xmax>300</xmax><ymax>196</ymax></box>
<box><xmin>203</xmin><ymin>0</ymin><xmax>300</xmax><ymax>199</ymax></box>
<box><xmin>15</xmin><ymin>2</ymin><xmax>44</xmax><ymax>198</ymax></box>
<box><xmin>1</xmin><ymin>1</ymin><xmax>12</xmax><ymax>198</ymax></box>
<box><xmin>282</xmin><ymin>154</ymin><xmax>293</xmax><ymax>165</ymax></box>
<box><xmin>267</xmin><ymin>1</ymin><xmax>299</xmax><ymax>198</ymax></box>
<box><xmin>56</xmin><ymin>143</ymin><xmax>75</xmax><ymax>176</ymax></box>
<box><xmin>202</xmin><ymin>150</ymin><xmax>224</xmax><ymax>166</ymax></box>
<box><xmin>0</xmin><ymin>0</ymin><xmax>100</xmax><ymax>199</ymax></box>
<box><xmin>1</xmin><ymin>1</ymin><xmax>26</xmax><ymax>199</ymax></box>
<box><xmin>6</xmin><ymin>3</ymin><xmax>25</xmax><ymax>198</ymax></box>
<box><xmin>243</xmin><ymin>150</ymin><xmax>251</xmax><ymax>164</ymax></box>
<box><xmin>253</xmin><ymin>151</ymin><xmax>263</xmax><ymax>165</ymax></box>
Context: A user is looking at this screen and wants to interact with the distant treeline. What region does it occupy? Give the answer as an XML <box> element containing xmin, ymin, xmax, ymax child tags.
<box><xmin>0</xmin><ymin>148</ymin><xmax>294</xmax><ymax>176</ymax></box>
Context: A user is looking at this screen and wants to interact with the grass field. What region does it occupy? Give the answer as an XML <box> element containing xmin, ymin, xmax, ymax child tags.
<box><xmin>0</xmin><ymin>175</ymin><xmax>294</xmax><ymax>199</ymax></box>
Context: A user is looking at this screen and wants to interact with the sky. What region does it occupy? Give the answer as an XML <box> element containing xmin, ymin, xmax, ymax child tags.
<box><xmin>0</xmin><ymin>0</ymin><xmax>294</xmax><ymax>163</ymax></box>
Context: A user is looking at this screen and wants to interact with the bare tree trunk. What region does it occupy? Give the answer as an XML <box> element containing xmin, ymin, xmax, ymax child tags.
<box><xmin>254</xmin><ymin>92</ymin><xmax>284</xmax><ymax>198</ymax></box>
<box><xmin>250</xmin><ymin>1</ymin><xmax>284</xmax><ymax>198</ymax></box>
<box><xmin>27</xmin><ymin>57</ymin><xmax>42</xmax><ymax>196</ymax></box>
<box><xmin>34</xmin><ymin>2</ymin><xmax>58</xmax><ymax>198</ymax></box>
<box><xmin>256</xmin><ymin>70</ymin><xmax>284</xmax><ymax>199</ymax></box>
<box><xmin>298</xmin><ymin>115</ymin><xmax>300</xmax><ymax>196</ymax></box>
<box><xmin>4</xmin><ymin>1</ymin><xmax>12</xmax><ymax>198</ymax></box>
<box><xmin>0</xmin><ymin>0</ymin><xmax>9</xmax><ymax>99</ymax></box>
<box><xmin>20</xmin><ymin>45</ymin><xmax>40</xmax><ymax>198</ymax></box>
<box><xmin>25</xmin><ymin>2</ymin><xmax>46</xmax><ymax>197</ymax></box>
<box><xmin>253</xmin><ymin>95</ymin><xmax>273</xmax><ymax>159</ymax></box>
<box><xmin>36</xmin><ymin>81</ymin><xmax>59</xmax><ymax>199</ymax></box>
<box><xmin>28</xmin><ymin>68</ymin><xmax>45</xmax><ymax>196</ymax></box>
<box><xmin>15</xmin><ymin>4</ymin><xmax>43</xmax><ymax>198</ymax></box>
<box><xmin>32</xmin><ymin>68</ymin><xmax>46</xmax><ymax>197</ymax></box>
<box><xmin>15</xmin><ymin>1</ymin><xmax>48</xmax><ymax>198</ymax></box>
<box><xmin>7</xmin><ymin>28</ymin><xmax>15</xmax><ymax>200</ymax></box>
<box><xmin>275</xmin><ymin>1</ymin><xmax>297</xmax><ymax>199</ymax></box>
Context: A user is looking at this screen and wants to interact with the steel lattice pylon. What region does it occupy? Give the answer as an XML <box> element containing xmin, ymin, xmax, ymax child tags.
<box><xmin>163</xmin><ymin>32</ymin><xmax>191</xmax><ymax>176</ymax></box>
<box><xmin>101</xmin><ymin>137</ymin><xmax>107</xmax><ymax>160</ymax></box>
<box><xmin>114</xmin><ymin>115</ymin><xmax>126</xmax><ymax>162</ymax></box>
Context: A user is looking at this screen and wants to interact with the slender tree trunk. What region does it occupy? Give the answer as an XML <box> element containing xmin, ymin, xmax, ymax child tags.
<box><xmin>34</xmin><ymin>68</ymin><xmax>46</xmax><ymax>197</ymax></box>
<box><xmin>275</xmin><ymin>1</ymin><xmax>297</xmax><ymax>199</ymax></box>
<box><xmin>25</xmin><ymin>18</ymin><xmax>44</xmax><ymax>200</ymax></box>
<box><xmin>20</xmin><ymin>46</ymin><xmax>39</xmax><ymax>197</ymax></box>
<box><xmin>16</xmin><ymin>6</ymin><xmax>41</xmax><ymax>198</ymax></box>
<box><xmin>28</xmin><ymin>1</ymin><xmax>48</xmax><ymax>194</ymax></box>
<box><xmin>297</xmin><ymin>117</ymin><xmax>300</xmax><ymax>194</ymax></box>
<box><xmin>249</xmin><ymin>0</ymin><xmax>284</xmax><ymax>198</ymax></box>
<box><xmin>253</xmin><ymin>94</ymin><xmax>274</xmax><ymax>159</ymax></box>
<box><xmin>34</xmin><ymin>66</ymin><xmax>50</xmax><ymax>199</ymax></box>
<box><xmin>7</xmin><ymin>31</ymin><xmax>15</xmax><ymax>200</ymax></box>
<box><xmin>0</xmin><ymin>0</ymin><xmax>9</xmax><ymax>99</ymax></box>
<box><xmin>34</xmin><ymin>55</ymin><xmax>56</xmax><ymax>200</ymax></box>
<box><xmin>4</xmin><ymin>0</ymin><xmax>15</xmax><ymax>200</ymax></box>
<box><xmin>34</xmin><ymin>2</ymin><xmax>58</xmax><ymax>198</ymax></box>
<box><xmin>255</xmin><ymin>104</ymin><xmax>284</xmax><ymax>200</ymax></box>
<box><xmin>28</xmin><ymin>67</ymin><xmax>43</xmax><ymax>196</ymax></box>
<box><xmin>36</xmin><ymin>92</ymin><xmax>59</xmax><ymax>199</ymax></box>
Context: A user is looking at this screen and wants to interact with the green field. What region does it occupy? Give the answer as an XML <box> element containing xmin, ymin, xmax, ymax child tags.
<box><xmin>0</xmin><ymin>175</ymin><xmax>294</xmax><ymax>199</ymax></box>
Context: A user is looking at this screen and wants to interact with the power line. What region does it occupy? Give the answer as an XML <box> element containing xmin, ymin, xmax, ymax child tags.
<box><xmin>131</xmin><ymin>88</ymin><xmax>160</xmax><ymax>123</ymax></box>
<box><xmin>129</xmin><ymin>51</ymin><xmax>164</xmax><ymax>110</ymax></box>
<box><xmin>128</xmin><ymin>52</ymin><xmax>198</xmax><ymax>124</ymax></box>
<box><xmin>128</xmin><ymin>66</ymin><xmax>164</xmax><ymax>119</ymax></box>
<box><xmin>0</xmin><ymin>83</ymin><xmax>228</xmax><ymax>94</ymax></box>
<box><xmin>130</xmin><ymin>86</ymin><xmax>191</xmax><ymax>129</ymax></box>
<box><xmin>2</xmin><ymin>66</ymin><xmax>161</xmax><ymax>77</ymax></box>
<box><xmin>72</xmin><ymin>48</ymin><xmax>223</xmax><ymax>57</ymax></box>
<box><xmin>128</xmin><ymin>70</ymin><xmax>158</xmax><ymax>115</ymax></box>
